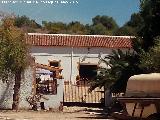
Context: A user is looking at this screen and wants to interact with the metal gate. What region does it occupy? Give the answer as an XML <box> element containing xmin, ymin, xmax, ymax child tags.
<box><xmin>63</xmin><ymin>81</ymin><xmax>105</xmax><ymax>107</ymax></box>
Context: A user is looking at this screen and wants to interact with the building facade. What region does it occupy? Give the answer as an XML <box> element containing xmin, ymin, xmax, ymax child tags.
<box><xmin>27</xmin><ymin>33</ymin><xmax>132</xmax><ymax>84</ymax></box>
<box><xmin>0</xmin><ymin>33</ymin><xmax>132</xmax><ymax>110</ymax></box>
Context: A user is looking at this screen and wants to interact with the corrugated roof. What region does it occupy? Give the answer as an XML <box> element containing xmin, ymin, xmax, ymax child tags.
<box><xmin>26</xmin><ymin>33</ymin><xmax>132</xmax><ymax>48</ymax></box>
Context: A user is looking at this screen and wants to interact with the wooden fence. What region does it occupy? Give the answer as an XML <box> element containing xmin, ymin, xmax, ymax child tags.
<box><xmin>63</xmin><ymin>81</ymin><xmax>105</xmax><ymax>107</ymax></box>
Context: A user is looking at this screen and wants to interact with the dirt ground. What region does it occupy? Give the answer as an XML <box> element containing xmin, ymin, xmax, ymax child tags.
<box><xmin>0</xmin><ymin>107</ymin><xmax>115</xmax><ymax>120</ymax></box>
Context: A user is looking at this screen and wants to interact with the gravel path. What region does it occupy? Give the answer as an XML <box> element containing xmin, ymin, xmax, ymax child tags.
<box><xmin>0</xmin><ymin>107</ymin><xmax>115</xmax><ymax>120</ymax></box>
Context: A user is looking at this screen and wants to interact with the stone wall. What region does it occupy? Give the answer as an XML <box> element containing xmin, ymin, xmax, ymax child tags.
<box><xmin>0</xmin><ymin>66</ymin><xmax>64</xmax><ymax>111</ymax></box>
<box><xmin>19</xmin><ymin>66</ymin><xmax>34</xmax><ymax>109</ymax></box>
<box><xmin>0</xmin><ymin>66</ymin><xmax>34</xmax><ymax>109</ymax></box>
<box><xmin>0</xmin><ymin>78</ymin><xmax>14</xmax><ymax>109</ymax></box>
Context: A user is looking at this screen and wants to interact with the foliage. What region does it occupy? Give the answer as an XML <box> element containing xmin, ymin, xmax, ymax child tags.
<box><xmin>14</xmin><ymin>15</ymin><xmax>41</xmax><ymax>32</ymax></box>
<box><xmin>42</xmin><ymin>21</ymin><xmax>67</xmax><ymax>34</ymax></box>
<box><xmin>115</xmin><ymin>13</ymin><xmax>143</xmax><ymax>36</ymax></box>
<box><xmin>139</xmin><ymin>36</ymin><xmax>160</xmax><ymax>73</ymax></box>
<box><xmin>89</xmin><ymin>23</ymin><xmax>107</xmax><ymax>35</ymax></box>
<box><xmin>4</xmin><ymin>11</ymin><xmax>155</xmax><ymax>36</ymax></box>
<box><xmin>114</xmin><ymin>0</ymin><xmax>160</xmax><ymax>47</ymax></box>
<box><xmin>15</xmin><ymin>15</ymin><xmax>40</xmax><ymax>28</ymax></box>
<box><xmin>89</xmin><ymin>49</ymin><xmax>141</xmax><ymax>93</ymax></box>
<box><xmin>138</xmin><ymin>0</ymin><xmax>160</xmax><ymax>50</ymax></box>
<box><xmin>42</xmin><ymin>21</ymin><xmax>88</xmax><ymax>34</ymax></box>
<box><xmin>0</xmin><ymin>17</ymin><xmax>29</xmax><ymax>80</ymax></box>
<box><xmin>91</xmin><ymin>15</ymin><xmax>119</xmax><ymax>35</ymax></box>
<box><xmin>114</xmin><ymin>26</ymin><xmax>136</xmax><ymax>36</ymax></box>
<box><xmin>43</xmin><ymin>15</ymin><xmax>120</xmax><ymax>35</ymax></box>
<box><xmin>89</xmin><ymin>0</ymin><xmax>160</xmax><ymax>93</ymax></box>
<box><xmin>2</xmin><ymin>13</ymin><xmax>122</xmax><ymax>35</ymax></box>
<box><xmin>67</xmin><ymin>21</ymin><xmax>87</xmax><ymax>34</ymax></box>
<box><xmin>42</xmin><ymin>15</ymin><xmax>119</xmax><ymax>35</ymax></box>
<box><xmin>92</xmin><ymin>15</ymin><xmax>118</xmax><ymax>30</ymax></box>
<box><xmin>0</xmin><ymin>17</ymin><xmax>29</xmax><ymax>110</ymax></box>
<box><xmin>126</xmin><ymin>13</ymin><xmax>143</xmax><ymax>29</ymax></box>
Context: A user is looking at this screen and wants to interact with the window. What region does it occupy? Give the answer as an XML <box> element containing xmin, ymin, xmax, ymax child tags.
<box><xmin>48</xmin><ymin>60</ymin><xmax>61</xmax><ymax>78</ymax></box>
<box><xmin>49</xmin><ymin>60</ymin><xmax>60</xmax><ymax>67</ymax></box>
<box><xmin>79</xmin><ymin>64</ymin><xmax>97</xmax><ymax>82</ymax></box>
<box><xmin>35</xmin><ymin>62</ymin><xmax>61</xmax><ymax>95</ymax></box>
<box><xmin>36</xmin><ymin>78</ymin><xmax>57</xmax><ymax>95</ymax></box>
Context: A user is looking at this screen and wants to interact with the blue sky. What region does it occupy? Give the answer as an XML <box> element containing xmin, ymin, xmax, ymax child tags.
<box><xmin>0</xmin><ymin>0</ymin><xmax>140</xmax><ymax>26</ymax></box>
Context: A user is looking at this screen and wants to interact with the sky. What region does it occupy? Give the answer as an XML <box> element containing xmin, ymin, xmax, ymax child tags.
<box><xmin>0</xmin><ymin>0</ymin><xmax>140</xmax><ymax>26</ymax></box>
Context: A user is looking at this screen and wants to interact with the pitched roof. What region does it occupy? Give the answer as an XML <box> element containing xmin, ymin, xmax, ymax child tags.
<box><xmin>26</xmin><ymin>33</ymin><xmax>132</xmax><ymax>48</ymax></box>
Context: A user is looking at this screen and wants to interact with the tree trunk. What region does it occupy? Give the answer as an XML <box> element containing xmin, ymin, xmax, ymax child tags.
<box><xmin>12</xmin><ymin>70</ymin><xmax>21</xmax><ymax>110</ymax></box>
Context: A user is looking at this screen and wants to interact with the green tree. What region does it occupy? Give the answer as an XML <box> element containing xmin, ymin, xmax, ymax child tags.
<box><xmin>15</xmin><ymin>15</ymin><xmax>41</xmax><ymax>28</ymax></box>
<box><xmin>92</xmin><ymin>15</ymin><xmax>118</xmax><ymax>30</ymax></box>
<box><xmin>67</xmin><ymin>21</ymin><xmax>87</xmax><ymax>34</ymax></box>
<box><xmin>126</xmin><ymin>13</ymin><xmax>143</xmax><ymax>29</ymax></box>
<box><xmin>90</xmin><ymin>23</ymin><xmax>107</xmax><ymax>35</ymax></box>
<box><xmin>114</xmin><ymin>26</ymin><xmax>136</xmax><ymax>36</ymax></box>
<box><xmin>14</xmin><ymin>15</ymin><xmax>41</xmax><ymax>32</ymax></box>
<box><xmin>91</xmin><ymin>15</ymin><xmax>119</xmax><ymax>35</ymax></box>
<box><xmin>0</xmin><ymin>17</ymin><xmax>29</xmax><ymax>110</ymax></box>
<box><xmin>139</xmin><ymin>36</ymin><xmax>160</xmax><ymax>73</ymax></box>
<box><xmin>139</xmin><ymin>0</ymin><xmax>160</xmax><ymax>50</ymax></box>
<box><xmin>84</xmin><ymin>24</ymin><xmax>91</xmax><ymax>35</ymax></box>
<box><xmin>115</xmin><ymin>13</ymin><xmax>143</xmax><ymax>36</ymax></box>
<box><xmin>42</xmin><ymin>21</ymin><xmax>67</xmax><ymax>34</ymax></box>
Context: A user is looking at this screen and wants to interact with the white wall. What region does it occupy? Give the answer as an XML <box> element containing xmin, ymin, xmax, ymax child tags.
<box><xmin>0</xmin><ymin>66</ymin><xmax>63</xmax><ymax>110</ymax></box>
<box><xmin>40</xmin><ymin>79</ymin><xmax>64</xmax><ymax>110</ymax></box>
<box><xmin>31</xmin><ymin>46</ymin><xmax>129</xmax><ymax>84</ymax></box>
<box><xmin>0</xmin><ymin>46</ymin><xmax>128</xmax><ymax>109</ymax></box>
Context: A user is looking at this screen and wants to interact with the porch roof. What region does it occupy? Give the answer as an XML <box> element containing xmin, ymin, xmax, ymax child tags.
<box><xmin>35</xmin><ymin>63</ymin><xmax>62</xmax><ymax>72</ymax></box>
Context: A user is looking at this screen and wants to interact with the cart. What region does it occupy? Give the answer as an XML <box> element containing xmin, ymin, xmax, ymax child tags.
<box><xmin>112</xmin><ymin>97</ymin><xmax>160</xmax><ymax>120</ymax></box>
<box><xmin>111</xmin><ymin>73</ymin><xmax>160</xmax><ymax>120</ymax></box>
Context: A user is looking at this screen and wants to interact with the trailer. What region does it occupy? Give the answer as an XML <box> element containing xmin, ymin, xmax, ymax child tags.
<box><xmin>112</xmin><ymin>73</ymin><xmax>160</xmax><ymax>120</ymax></box>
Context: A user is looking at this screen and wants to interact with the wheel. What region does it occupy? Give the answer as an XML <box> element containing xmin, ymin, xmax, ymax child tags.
<box><xmin>146</xmin><ymin>113</ymin><xmax>160</xmax><ymax>120</ymax></box>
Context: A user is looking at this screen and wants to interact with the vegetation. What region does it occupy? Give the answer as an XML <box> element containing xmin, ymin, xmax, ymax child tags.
<box><xmin>0</xmin><ymin>12</ymin><xmax>145</xmax><ymax>36</ymax></box>
<box><xmin>139</xmin><ymin>0</ymin><xmax>160</xmax><ymax>51</ymax></box>
<box><xmin>0</xmin><ymin>0</ymin><xmax>159</xmax><ymax>106</ymax></box>
<box><xmin>89</xmin><ymin>49</ymin><xmax>141</xmax><ymax>93</ymax></box>
<box><xmin>41</xmin><ymin>15</ymin><xmax>119</xmax><ymax>35</ymax></box>
<box><xmin>115</xmin><ymin>13</ymin><xmax>143</xmax><ymax>36</ymax></box>
<box><xmin>90</xmin><ymin>15</ymin><xmax>119</xmax><ymax>35</ymax></box>
<box><xmin>12</xmin><ymin>8</ymin><xmax>159</xmax><ymax>38</ymax></box>
<box><xmin>14</xmin><ymin>15</ymin><xmax>41</xmax><ymax>33</ymax></box>
<box><xmin>0</xmin><ymin>17</ymin><xmax>29</xmax><ymax>110</ymax></box>
<box><xmin>89</xmin><ymin>0</ymin><xmax>160</xmax><ymax>93</ymax></box>
<box><xmin>139</xmin><ymin>36</ymin><xmax>160</xmax><ymax>73</ymax></box>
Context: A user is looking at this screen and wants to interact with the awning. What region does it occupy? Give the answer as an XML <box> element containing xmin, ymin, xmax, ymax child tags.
<box><xmin>36</xmin><ymin>69</ymin><xmax>53</xmax><ymax>75</ymax></box>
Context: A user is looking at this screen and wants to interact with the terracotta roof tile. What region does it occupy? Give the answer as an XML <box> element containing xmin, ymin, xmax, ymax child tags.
<box><xmin>26</xmin><ymin>33</ymin><xmax>133</xmax><ymax>48</ymax></box>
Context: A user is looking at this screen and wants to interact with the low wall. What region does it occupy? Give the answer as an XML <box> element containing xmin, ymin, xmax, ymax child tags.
<box><xmin>19</xmin><ymin>67</ymin><xmax>34</xmax><ymax>109</ymax></box>
<box><xmin>39</xmin><ymin>79</ymin><xmax>64</xmax><ymax>111</ymax></box>
<box><xmin>0</xmin><ymin>78</ymin><xmax>14</xmax><ymax>109</ymax></box>
<box><xmin>0</xmin><ymin>67</ymin><xmax>64</xmax><ymax>110</ymax></box>
<box><xmin>0</xmin><ymin>66</ymin><xmax>34</xmax><ymax>109</ymax></box>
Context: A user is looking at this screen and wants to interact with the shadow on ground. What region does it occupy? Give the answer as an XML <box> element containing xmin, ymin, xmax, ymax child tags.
<box><xmin>75</xmin><ymin>108</ymin><xmax>114</xmax><ymax>119</ymax></box>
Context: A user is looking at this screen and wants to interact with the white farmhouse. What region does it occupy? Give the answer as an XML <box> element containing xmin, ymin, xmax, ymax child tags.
<box><xmin>27</xmin><ymin>33</ymin><xmax>132</xmax><ymax>84</ymax></box>
<box><xmin>0</xmin><ymin>33</ymin><xmax>132</xmax><ymax>110</ymax></box>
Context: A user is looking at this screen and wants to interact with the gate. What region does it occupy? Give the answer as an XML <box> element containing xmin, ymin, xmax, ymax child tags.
<box><xmin>63</xmin><ymin>81</ymin><xmax>105</xmax><ymax>107</ymax></box>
